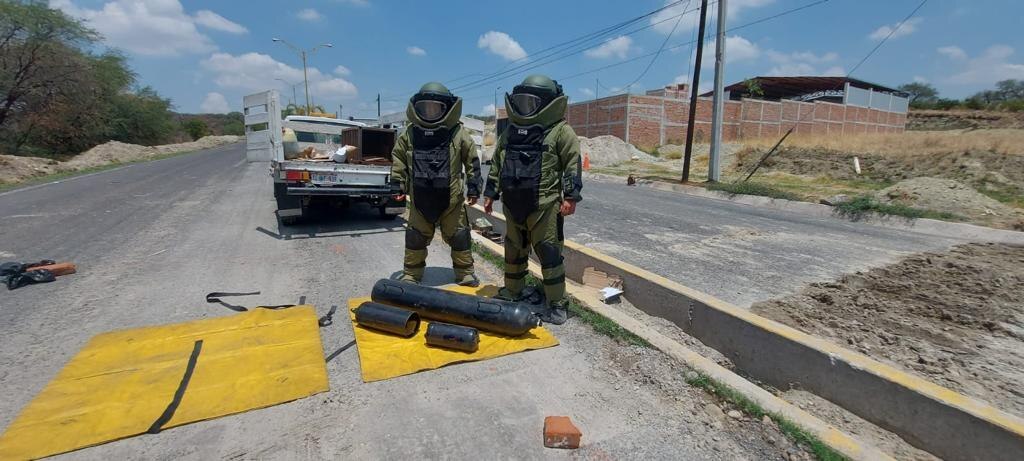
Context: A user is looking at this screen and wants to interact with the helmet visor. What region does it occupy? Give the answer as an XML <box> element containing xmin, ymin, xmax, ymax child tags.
<box><xmin>510</xmin><ymin>93</ymin><xmax>543</xmax><ymax>117</ymax></box>
<box><xmin>413</xmin><ymin>100</ymin><xmax>447</xmax><ymax>122</ymax></box>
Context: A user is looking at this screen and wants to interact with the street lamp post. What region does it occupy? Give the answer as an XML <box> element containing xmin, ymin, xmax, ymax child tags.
<box><xmin>271</xmin><ymin>38</ymin><xmax>333</xmax><ymax>115</ymax></box>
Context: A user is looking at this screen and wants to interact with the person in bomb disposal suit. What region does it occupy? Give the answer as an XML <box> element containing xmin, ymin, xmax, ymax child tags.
<box><xmin>484</xmin><ymin>75</ymin><xmax>582</xmax><ymax>325</ymax></box>
<box><xmin>391</xmin><ymin>82</ymin><xmax>483</xmax><ymax>286</ymax></box>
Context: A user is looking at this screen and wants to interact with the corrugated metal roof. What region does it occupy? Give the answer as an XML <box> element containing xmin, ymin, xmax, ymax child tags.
<box><xmin>701</xmin><ymin>76</ymin><xmax>908</xmax><ymax>100</ymax></box>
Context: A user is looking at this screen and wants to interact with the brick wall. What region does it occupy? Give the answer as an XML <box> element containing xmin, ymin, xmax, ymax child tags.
<box><xmin>498</xmin><ymin>89</ymin><xmax>906</xmax><ymax>149</ymax></box>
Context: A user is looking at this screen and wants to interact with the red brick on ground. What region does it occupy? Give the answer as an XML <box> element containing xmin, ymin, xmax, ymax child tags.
<box><xmin>543</xmin><ymin>416</ymin><xmax>582</xmax><ymax>449</ymax></box>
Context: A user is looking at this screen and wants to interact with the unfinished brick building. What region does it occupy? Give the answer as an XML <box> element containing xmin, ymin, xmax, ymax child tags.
<box><xmin>497</xmin><ymin>77</ymin><xmax>910</xmax><ymax>149</ymax></box>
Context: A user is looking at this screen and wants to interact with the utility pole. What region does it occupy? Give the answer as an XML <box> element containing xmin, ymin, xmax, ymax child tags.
<box><xmin>681</xmin><ymin>0</ymin><xmax>709</xmax><ymax>183</ymax></box>
<box><xmin>272</xmin><ymin>38</ymin><xmax>333</xmax><ymax>116</ymax></box>
<box><xmin>595</xmin><ymin>78</ymin><xmax>599</xmax><ymax>100</ymax></box>
<box><xmin>376</xmin><ymin>93</ymin><xmax>381</xmax><ymax>120</ymax></box>
<box><xmin>708</xmin><ymin>0</ymin><xmax>727</xmax><ymax>182</ymax></box>
<box><xmin>493</xmin><ymin>86</ymin><xmax>501</xmax><ymax>121</ymax></box>
<box><xmin>339</xmin><ymin>104</ymin><xmax>343</xmax><ymax>118</ymax></box>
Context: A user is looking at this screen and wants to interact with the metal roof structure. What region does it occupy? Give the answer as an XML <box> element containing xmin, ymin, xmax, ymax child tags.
<box><xmin>703</xmin><ymin>76</ymin><xmax>909</xmax><ymax>101</ymax></box>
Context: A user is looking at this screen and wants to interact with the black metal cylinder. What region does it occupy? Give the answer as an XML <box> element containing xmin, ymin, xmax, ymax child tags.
<box><xmin>370</xmin><ymin>279</ymin><xmax>542</xmax><ymax>336</ymax></box>
<box><xmin>425</xmin><ymin>322</ymin><xmax>480</xmax><ymax>352</ymax></box>
<box><xmin>354</xmin><ymin>301</ymin><xmax>420</xmax><ymax>337</ymax></box>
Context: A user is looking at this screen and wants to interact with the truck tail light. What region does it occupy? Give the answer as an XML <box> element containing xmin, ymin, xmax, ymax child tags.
<box><xmin>284</xmin><ymin>170</ymin><xmax>310</xmax><ymax>182</ymax></box>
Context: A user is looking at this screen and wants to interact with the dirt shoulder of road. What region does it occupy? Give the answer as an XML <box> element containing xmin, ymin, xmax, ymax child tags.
<box><xmin>752</xmin><ymin>242</ymin><xmax>1024</xmax><ymax>419</ymax></box>
<box><xmin>590</xmin><ymin>129</ymin><xmax>1024</xmax><ymax>230</ymax></box>
<box><xmin>0</xmin><ymin>136</ymin><xmax>241</xmax><ymax>188</ymax></box>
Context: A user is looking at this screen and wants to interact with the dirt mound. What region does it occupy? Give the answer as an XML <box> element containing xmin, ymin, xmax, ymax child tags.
<box><xmin>733</xmin><ymin>143</ymin><xmax>1024</xmax><ymax>207</ymax></box>
<box><xmin>752</xmin><ymin>243</ymin><xmax>1024</xmax><ymax>418</ymax></box>
<box><xmin>0</xmin><ymin>155</ymin><xmax>64</xmax><ymax>184</ymax></box>
<box><xmin>62</xmin><ymin>141</ymin><xmax>159</xmax><ymax>169</ymax></box>
<box><xmin>908</xmin><ymin>110</ymin><xmax>1024</xmax><ymax>131</ymax></box>
<box><xmin>579</xmin><ymin>135</ymin><xmax>657</xmax><ymax>166</ymax></box>
<box><xmin>2</xmin><ymin>136</ymin><xmax>242</xmax><ymax>185</ymax></box>
<box><xmin>874</xmin><ymin>177</ymin><xmax>1024</xmax><ymax>226</ymax></box>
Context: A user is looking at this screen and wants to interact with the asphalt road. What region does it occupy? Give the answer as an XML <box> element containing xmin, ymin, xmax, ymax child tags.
<box><xmin>0</xmin><ymin>144</ymin><xmax>794</xmax><ymax>459</ymax></box>
<box><xmin>482</xmin><ymin>165</ymin><xmax>973</xmax><ymax>307</ymax></box>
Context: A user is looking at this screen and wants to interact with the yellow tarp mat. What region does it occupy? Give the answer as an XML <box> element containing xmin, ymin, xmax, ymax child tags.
<box><xmin>0</xmin><ymin>306</ymin><xmax>330</xmax><ymax>460</ymax></box>
<box><xmin>349</xmin><ymin>284</ymin><xmax>559</xmax><ymax>382</ymax></box>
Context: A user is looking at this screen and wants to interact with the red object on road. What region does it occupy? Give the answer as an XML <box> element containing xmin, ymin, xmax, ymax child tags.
<box><xmin>27</xmin><ymin>262</ymin><xmax>76</xmax><ymax>276</ymax></box>
<box><xmin>543</xmin><ymin>416</ymin><xmax>582</xmax><ymax>449</ymax></box>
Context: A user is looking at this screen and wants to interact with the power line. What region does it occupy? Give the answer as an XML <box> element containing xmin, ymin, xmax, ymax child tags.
<box><xmin>374</xmin><ymin>0</ymin><xmax>704</xmax><ymax>103</ymax></box>
<box><xmin>557</xmin><ymin>0</ymin><xmax>831</xmax><ymax>84</ymax></box>
<box><xmin>848</xmin><ymin>0</ymin><xmax>929</xmax><ymax>77</ymax></box>
<box><xmin>738</xmin><ymin>0</ymin><xmax>929</xmax><ymax>182</ymax></box>
<box><xmin>619</xmin><ymin>0</ymin><xmax>692</xmax><ymax>92</ymax></box>
<box><xmin>424</xmin><ymin>0</ymin><xmax>830</xmax><ymax>108</ymax></box>
<box><xmin>451</xmin><ymin>2</ymin><xmax>710</xmax><ymax>94</ymax></box>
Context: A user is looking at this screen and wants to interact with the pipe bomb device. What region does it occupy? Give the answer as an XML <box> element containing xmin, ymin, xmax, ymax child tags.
<box><xmin>354</xmin><ymin>302</ymin><xmax>421</xmax><ymax>337</ymax></box>
<box><xmin>371</xmin><ymin>279</ymin><xmax>541</xmax><ymax>336</ymax></box>
<box><xmin>425</xmin><ymin>322</ymin><xmax>480</xmax><ymax>352</ymax></box>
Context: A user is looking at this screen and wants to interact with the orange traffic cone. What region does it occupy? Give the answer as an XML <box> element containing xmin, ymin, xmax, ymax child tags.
<box><xmin>583</xmin><ymin>152</ymin><xmax>591</xmax><ymax>171</ymax></box>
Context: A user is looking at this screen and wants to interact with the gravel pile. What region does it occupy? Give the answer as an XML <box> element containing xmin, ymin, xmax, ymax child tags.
<box><xmin>578</xmin><ymin>135</ymin><xmax>658</xmax><ymax>166</ymax></box>
<box><xmin>1</xmin><ymin>135</ymin><xmax>242</xmax><ymax>185</ymax></box>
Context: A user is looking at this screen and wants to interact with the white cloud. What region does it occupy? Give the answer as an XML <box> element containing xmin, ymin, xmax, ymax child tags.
<box><xmin>766</xmin><ymin>49</ymin><xmax>841</xmax><ymax>76</ymax></box>
<box><xmin>584</xmin><ymin>36</ymin><xmax>634</xmax><ymax>59</ymax></box>
<box><xmin>333</xmin><ymin>65</ymin><xmax>351</xmax><ymax>76</ymax></box>
<box><xmin>50</xmin><ymin>0</ymin><xmax>246</xmax><ymax>56</ymax></box>
<box><xmin>868</xmin><ymin>17</ymin><xmax>922</xmax><ymax>41</ymax></box>
<box><xmin>193</xmin><ymin>10</ymin><xmax>247</xmax><ymax>34</ymax></box>
<box><xmin>201</xmin><ymin>52</ymin><xmax>358</xmax><ymax>100</ymax></box>
<box><xmin>579</xmin><ymin>87</ymin><xmax>594</xmax><ymax>97</ymax></box>
<box><xmin>651</xmin><ymin>0</ymin><xmax>774</xmax><ymax>34</ymax></box>
<box><xmin>477</xmin><ymin>31</ymin><xmax>527</xmax><ymax>61</ymax></box>
<box><xmin>200</xmin><ymin>92</ymin><xmax>230</xmax><ymax>113</ymax></box>
<box><xmin>407</xmin><ymin>46</ymin><xmax>426</xmax><ymax>56</ymax></box>
<box><xmin>705</xmin><ymin>35</ymin><xmax>760</xmax><ymax>63</ymax></box>
<box><xmin>481</xmin><ymin>103</ymin><xmax>496</xmax><ymax>116</ymax></box>
<box><xmin>821</xmin><ymin>66</ymin><xmax>846</xmax><ymax>76</ymax></box>
<box><xmin>946</xmin><ymin>44</ymin><xmax>1024</xmax><ymax>85</ymax></box>
<box><xmin>296</xmin><ymin>8</ymin><xmax>323</xmax><ymax>22</ymax></box>
<box><xmin>913</xmin><ymin>75</ymin><xmax>928</xmax><ymax>83</ymax></box>
<box><xmin>937</xmin><ymin>45</ymin><xmax>967</xmax><ymax>60</ymax></box>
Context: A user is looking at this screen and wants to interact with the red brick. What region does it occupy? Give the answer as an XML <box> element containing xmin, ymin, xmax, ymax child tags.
<box><xmin>544</xmin><ymin>416</ymin><xmax>582</xmax><ymax>449</ymax></box>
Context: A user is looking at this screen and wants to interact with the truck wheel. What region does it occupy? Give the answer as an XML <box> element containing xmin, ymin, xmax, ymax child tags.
<box><xmin>379</xmin><ymin>206</ymin><xmax>398</xmax><ymax>220</ymax></box>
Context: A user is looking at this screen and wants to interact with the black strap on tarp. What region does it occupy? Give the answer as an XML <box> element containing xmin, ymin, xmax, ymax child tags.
<box><xmin>318</xmin><ymin>305</ymin><xmax>338</xmax><ymax>327</ymax></box>
<box><xmin>147</xmin><ymin>339</ymin><xmax>203</xmax><ymax>434</ymax></box>
<box><xmin>205</xmin><ymin>292</ymin><xmax>335</xmax><ymax>328</ymax></box>
<box><xmin>205</xmin><ymin>291</ymin><xmax>298</xmax><ymax>312</ymax></box>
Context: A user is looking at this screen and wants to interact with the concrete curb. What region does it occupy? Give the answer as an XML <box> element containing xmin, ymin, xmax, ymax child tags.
<box><xmin>471</xmin><ymin>232</ymin><xmax>893</xmax><ymax>461</ymax></box>
<box><xmin>583</xmin><ymin>171</ymin><xmax>1024</xmax><ymax>244</ymax></box>
<box><xmin>469</xmin><ymin>205</ymin><xmax>1024</xmax><ymax>461</ymax></box>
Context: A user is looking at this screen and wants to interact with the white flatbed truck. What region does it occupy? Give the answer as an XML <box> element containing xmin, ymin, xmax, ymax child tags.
<box><xmin>243</xmin><ymin>90</ymin><xmax>404</xmax><ymax>225</ymax></box>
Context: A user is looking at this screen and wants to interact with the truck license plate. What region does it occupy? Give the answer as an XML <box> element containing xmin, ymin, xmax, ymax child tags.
<box><xmin>312</xmin><ymin>173</ymin><xmax>340</xmax><ymax>183</ymax></box>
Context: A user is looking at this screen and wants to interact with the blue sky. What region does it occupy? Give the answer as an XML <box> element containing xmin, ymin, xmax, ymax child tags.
<box><xmin>50</xmin><ymin>0</ymin><xmax>1024</xmax><ymax>117</ymax></box>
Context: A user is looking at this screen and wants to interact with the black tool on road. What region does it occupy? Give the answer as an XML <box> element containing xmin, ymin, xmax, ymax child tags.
<box><xmin>1</xmin><ymin>260</ymin><xmax>57</xmax><ymax>290</ymax></box>
<box><xmin>370</xmin><ymin>279</ymin><xmax>541</xmax><ymax>336</ymax></box>
<box><xmin>425</xmin><ymin>322</ymin><xmax>479</xmax><ymax>352</ymax></box>
<box><xmin>353</xmin><ymin>302</ymin><xmax>421</xmax><ymax>337</ymax></box>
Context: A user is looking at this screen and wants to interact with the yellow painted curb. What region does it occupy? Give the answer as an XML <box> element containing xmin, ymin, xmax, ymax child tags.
<box><xmin>471</xmin><ymin>232</ymin><xmax>893</xmax><ymax>461</ymax></box>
